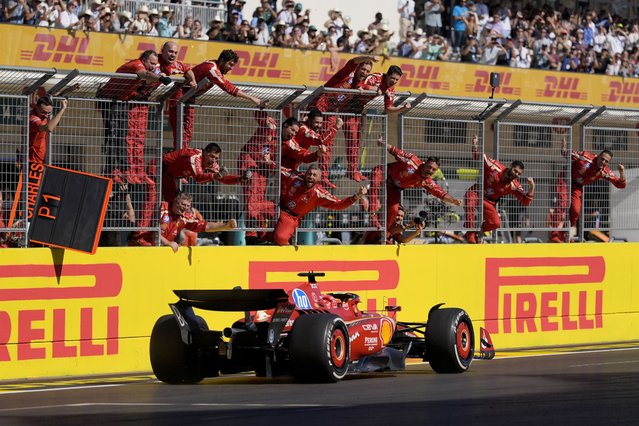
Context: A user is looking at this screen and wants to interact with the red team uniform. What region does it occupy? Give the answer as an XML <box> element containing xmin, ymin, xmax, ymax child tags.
<box><xmin>281</xmin><ymin>138</ymin><xmax>321</xmax><ymax>171</ymax></box>
<box><xmin>28</xmin><ymin>110</ymin><xmax>48</xmax><ymax>164</ymax></box>
<box><xmin>269</xmin><ymin>169</ymin><xmax>357</xmax><ymax>245</ymax></box>
<box><xmin>162</xmin><ymin>148</ymin><xmax>242</xmax><ymax>203</ymax></box>
<box><xmin>98</xmin><ymin>58</ymin><xmax>161</xmax><ymax>182</ymax></box>
<box><xmin>369</xmin><ymin>145</ymin><xmax>450</xmax><ymax>232</ymax></box>
<box><xmin>237</xmin><ymin>111</ymin><xmax>279</xmax><ymax>241</ymax></box>
<box><xmin>294</xmin><ymin>121</ymin><xmax>339</xmax><ymax>184</ymax></box>
<box><xmin>464</xmin><ymin>154</ymin><xmax>533</xmax><ymax>233</ymax></box>
<box><xmin>136</xmin><ymin>201</ymin><xmax>208</xmax><ymax>246</ymax></box>
<box><xmin>314</xmin><ymin>59</ymin><xmax>380</xmax><ymax>182</ymax></box>
<box><xmin>159</xmin><ymin>56</ymin><xmax>193</xmax><ymax>149</ymax></box>
<box><xmin>567</xmin><ymin>150</ymin><xmax>626</xmax><ymax>227</ymax></box>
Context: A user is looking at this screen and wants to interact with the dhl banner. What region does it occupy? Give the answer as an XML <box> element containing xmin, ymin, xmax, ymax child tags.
<box><xmin>0</xmin><ymin>243</ymin><xmax>638</xmax><ymax>381</ymax></box>
<box><xmin>2</xmin><ymin>25</ymin><xmax>639</xmax><ymax>107</ymax></box>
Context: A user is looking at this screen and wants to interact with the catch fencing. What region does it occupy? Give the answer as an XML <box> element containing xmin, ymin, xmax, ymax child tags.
<box><xmin>2</xmin><ymin>65</ymin><xmax>639</xmax><ymax>246</ymax></box>
<box><xmin>401</xmin><ymin>95</ymin><xmax>506</xmax><ymax>243</ymax></box>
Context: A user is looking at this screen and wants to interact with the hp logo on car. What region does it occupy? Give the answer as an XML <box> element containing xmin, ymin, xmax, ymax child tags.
<box><xmin>292</xmin><ymin>288</ymin><xmax>312</xmax><ymax>309</ymax></box>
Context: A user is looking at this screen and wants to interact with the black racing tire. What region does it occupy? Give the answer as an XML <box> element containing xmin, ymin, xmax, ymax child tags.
<box><xmin>289</xmin><ymin>313</ymin><xmax>350</xmax><ymax>383</ymax></box>
<box><xmin>149</xmin><ymin>314</ymin><xmax>209</xmax><ymax>384</ymax></box>
<box><xmin>425</xmin><ymin>308</ymin><xmax>475</xmax><ymax>374</ymax></box>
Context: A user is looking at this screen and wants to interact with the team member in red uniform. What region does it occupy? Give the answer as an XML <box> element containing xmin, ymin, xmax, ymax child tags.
<box><xmin>162</xmin><ymin>142</ymin><xmax>248</xmax><ymax>203</ymax></box>
<box><xmin>368</xmin><ymin>137</ymin><xmax>461</xmax><ymax>236</ymax></box>
<box><xmin>464</xmin><ymin>136</ymin><xmax>535</xmax><ymax>244</ymax></box>
<box><xmin>237</xmin><ymin>110</ymin><xmax>279</xmax><ymax>245</ymax></box>
<box><xmin>281</xmin><ymin>117</ymin><xmax>327</xmax><ymax>172</ymax></box>
<box><xmin>28</xmin><ymin>95</ymin><xmax>68</xmax><ymax>165</ymax></box>
<box><xmin>132</xmin><ymin>191</ymin><xmax>237</xmax><ymax>252</ymax></box>
<box><xmin>266</xmin><ymin>164</ymin><xmax>367</xmax><ymax>245</ymax></box>
<box><xmin>159</xmin><ymin>41</ymin><xmax>197</xmax><ymax>149</ymax></box>
<box><xmin>191</xmin><ymin>50</ymin><xmax>262</xmax><ymax>103</ymax></box>
<box><xmin>551</xmin><ymin>139</ymin><xmax>626</xmax><ymax>242</ymax></box>
<box><xmin>313</xmin><ymin>55</ymin><xmax>378</xmax><ymax>183</ymax></box>
<box><xmin>362</xmin><ymin>65</ymin><xmax>412</xmax><ymax>114</ymax></box>
<box><xmin>98</xmin><ymin>50</ymin><xmax>171</xmax><ymax>183</ymax></box>
<box><xmin>294</xmin><ymin>108</ymin><xmax>342</xmax><ymax>188</ymax></box>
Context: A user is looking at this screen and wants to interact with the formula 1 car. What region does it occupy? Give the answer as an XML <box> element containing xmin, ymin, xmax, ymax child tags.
<box><xmin>150</xmin><ymin>272</ymin><xmax>494</xmax><ymax>384</ymax></box>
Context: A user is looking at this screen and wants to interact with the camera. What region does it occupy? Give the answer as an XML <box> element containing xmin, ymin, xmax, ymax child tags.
<box><xmin>413</xmin><ymin>210</ymin><xmax>429</xmax><ymax>227</ymax></box>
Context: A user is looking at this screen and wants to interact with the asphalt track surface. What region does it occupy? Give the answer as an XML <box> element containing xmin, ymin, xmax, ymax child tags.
<box><xmin>1</xmin><ymin>346</ymin><xmax>639</xmax><ymax>426</ymax></box>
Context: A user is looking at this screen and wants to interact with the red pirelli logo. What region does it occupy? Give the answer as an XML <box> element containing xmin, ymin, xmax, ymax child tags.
<box><xmin>465</xmin><ymin>71</ymin><xmax>521</xmax><ymax>96</ymax></box>
<box><xmin>536</xmin><ymin>76</ymin><xmax>587</xmax><ymax>100</ymax></box>
<box><xmin>248</xmin><ymin>260</ymin><xmax>399</xmax><ymax>313</ymax></box>
<box><xmin>0</xmin><ymin>264</ymin><xmax>122</xmax><ymax>361</ymax></box>
<box><xmin>484</xmin><ymin>257</ymin><xmax>604</xmax><ymax>334</ymax></box>
<box><xmin>20</xmin><ymin>34</ymin><xmax>104</xmax><ymax>66</ymax></box>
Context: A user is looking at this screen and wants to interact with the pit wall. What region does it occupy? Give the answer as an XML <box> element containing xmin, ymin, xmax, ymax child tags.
<box><xmin>1</xmin><ymin>244</ymin><xmax>638</xmax><ymax>381</ymax></box>
<box><xmin>1</xmin><ymin>24</ymin><xmax>637</xmax><ymax>107</ymax></box>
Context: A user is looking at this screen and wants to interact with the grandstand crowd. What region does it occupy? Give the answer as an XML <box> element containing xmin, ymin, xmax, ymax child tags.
<box><xmin>1</xmin><ymin>0</ymin><xmax>639</xmax><ymax>77</ymax></box>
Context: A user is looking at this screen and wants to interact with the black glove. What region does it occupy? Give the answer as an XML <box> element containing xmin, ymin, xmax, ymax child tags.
<box><xmin>159</xmin><ymin>76</ymin><xmax>172</xmax><ymax>86</ymax></box>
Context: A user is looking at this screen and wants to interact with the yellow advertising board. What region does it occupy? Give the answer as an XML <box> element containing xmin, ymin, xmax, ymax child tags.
<box><xmin>1</xmin><ymin>25</ymin><xmax>638</xmax><ymax>108</ymax></box>
<box><xmin>0</xmin><ymin>244</ymin><xmax>638</xmax><ymax>381</ymax></box>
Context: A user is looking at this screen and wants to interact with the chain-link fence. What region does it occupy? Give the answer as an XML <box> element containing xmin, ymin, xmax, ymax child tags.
<box><xmin>174</xmin><ymin>82</ymin><xmax>305</xmax><ymax>246</ymax></box>
<box><xmin>0</xmin><ymin>67</ymin><xmax>59</xmax><ymax>248</ymax></box>
<box><xmin>494</xmin><ymin>101</ymin><xmax>592</xmax><ymax>243</ymax></box>
<box><xmin>294</xmin><ymin>87</ymin><xmax>396</xmax><ymax>245</ymax></box>
<box><xmin>401</xmin><ymin>95</ymin><xmax>506</xmax><ymax>243</ymax></box>
<box><xmin>4</xmin><ymin>64</ymin><xmax>639</xmax><ymax>247</ymax></box>
<box><xmin>581</xmin><ymin>106</ymin><xmax>639</xmax><ymax>242</ymax></box>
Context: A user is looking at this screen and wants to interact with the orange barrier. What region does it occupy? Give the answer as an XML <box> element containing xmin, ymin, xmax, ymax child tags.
<box><xmin>2</xmin><ymin>25</ymin><xmax>638</xmax><ymax>107</ymax></box>
<box><xmin>0</xmin><ymin>243</ymin><xmax>638</xmax><ymax>380</ymax></box>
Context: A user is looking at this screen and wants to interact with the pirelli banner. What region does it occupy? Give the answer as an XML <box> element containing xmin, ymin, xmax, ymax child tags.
<box><xmin>0</xmin><ymin>244</ymin><xmax>638</xmax><ymax>381</ymax></box>
<box><xmin>1</xmin><ymin>25</ymin><xmax>638</xmax><ymax>107</ymax></box>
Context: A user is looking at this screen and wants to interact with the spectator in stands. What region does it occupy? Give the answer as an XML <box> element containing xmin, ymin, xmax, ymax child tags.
<box><xmin>408</xmin><ymin>28</ymin><xmax>426</xmax><ymax>59</ymax></box>
<box><xmin>423</xmin><ymin>0</ymin><xmax>444</xmax><ymax>36</ymax></box>
<box><xmin>271</xmin><ymin>19</ymin><xmax>291</xmax><ymax>47</ymax></box>
<box><xmin>112</xmin><ymin>9</ymin><xmax>131</xmax><ymax>33</ymax></box>
<box><xmin>190</xmin><ymin>19</ymin><xmax>208</xmax><ymax>40</ymax></box>
<box><xmin>77</xmin><ymin>10</ymin><xmax>95</xmax><ymax>32</ymax></box>
<box><xmin>480</xmin><ymin>36</ymin><xmax>506</xmax><ymax>65</ymax></box>
<box><xmin>254</xmin><ymin>17</ymin><xmax>270</xmax><ymax>45</ymax></box>
<box><xmin>157</xmin><ymin>6</ymin><xmax>173</xmax><ymax>38</ymax></box>
<box><xmin>337</xmin><ymin>26</ymin><xmax>354</xmax><ymax>52</ymax></box>
<box><xmin>397</xmin><ymin>0</ymin><xmax>415</xmax><ymax>38</ymax></box>
<box><xmin>423</xmin><ymin>34</ymin><xmax>450</xmax><ymax>61</ymax></box>
<box><xmin>461</xmin><ymin>34</ymin><xmax>481</xmax><ymax>63</ymax></box>
<box><xmin>324</xmin><ymin>7</ymin><xmax>344</xmax><ymax>38</ymax></box>
<box><xmin>259</xmin><ymin>0</ymin><xmax>276</xmax><ymax>29</ymax></box>
<box><xmin>368</xmin><ymin>12</ymin><xmax>384</xmax><ymax>32</ymax></box>
<box><xmin>277</xmin><ymin>0</ymin><xmax>296</xmax><ymax>28</ymax></box>
<box><xmin>56</xmin><ymin>1</ymin><xmax>80</xmax><ymax>29</ymax></box>
<box><xmin>175</xmin><ymin>15</ymin><xmax>193</xmax><ymax>38</ymax></box>
<box><xmin>307</xmin><ymin>25</ymin><xmax>320</xmax><ymax>49</ymax></box>
<box><xmin>129</xmin><ymin>5</ymin><xmax>151</xmax><ymax>35</ymax></box>
<box><xmin>230</xmin><ymin>0</ymin><xmax>246</xmax><ymax>25</ymax></box>
<box><xmin>146</xmin><ymin>9</ymin><xmax>159</xmax><ymax>37</ymax></box>
<box><xmin>452</xmin><ymin>0</ymin><xmax>470</xmax><ymax>55</ymax></box>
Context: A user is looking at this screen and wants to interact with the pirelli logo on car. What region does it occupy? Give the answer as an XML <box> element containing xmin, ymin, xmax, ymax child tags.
<box><xmin>484</xmin><ymin>257</ymin><xmax>605</xmax><ymax>334</ymax></box>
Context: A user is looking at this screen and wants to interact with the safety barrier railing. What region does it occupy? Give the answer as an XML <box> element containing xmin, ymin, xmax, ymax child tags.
<box><xmin>494</xmin><ymin>101</ymin><xmax>592</xmax><ymax>244</ymax></box>
<box><xmin>2</xmin><ymin>65</ymin><xmax>639</xmax><ymax>247</ymax></box>
<box><xmin>580</xmin><ymin>106</ymin><xmax>639</xmax><ymax>242</ymax></box>
<box><xmin>401</xmin><ymin>95</ymin><xmax>507</xmax><ymax>243</ymax></box>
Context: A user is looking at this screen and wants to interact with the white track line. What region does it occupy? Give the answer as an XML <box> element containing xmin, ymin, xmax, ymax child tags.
<box><xmin>0</xmin><ymin>402</ymin><xmax>332</xmax><ymax>413</ymax></box>
<box><xmin>0</xmin><ymin>384</ymin><xmax>123</xmax><ymax>396</ymax></box>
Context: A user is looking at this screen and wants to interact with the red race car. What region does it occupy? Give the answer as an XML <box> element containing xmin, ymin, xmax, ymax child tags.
<box><xmin>150</xmin><ymin>272</ymin><xmax>494</xmax><ymax>383</ymax></box>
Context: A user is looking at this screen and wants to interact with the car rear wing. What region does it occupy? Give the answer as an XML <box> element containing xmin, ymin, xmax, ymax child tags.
<box><xmin>173</xmin><ymin>289</ymin><xmax>289</xmax><ymax>311</ymax></box>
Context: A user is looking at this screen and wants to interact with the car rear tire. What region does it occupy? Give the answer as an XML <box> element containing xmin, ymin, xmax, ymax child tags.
<box><xmin>289</xmin><ymin>313</ymin><xmax>350</xmax><ymax>382</ymax></box>
<box><xmin>425</xmin><ymin>308</ymin><xmax>474</xmax><ymax>374</ymax></box>
<box><xmin>149</xmin><ymin>314</ymin><xmax>209</xmax><ymax>384</ymax></box>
